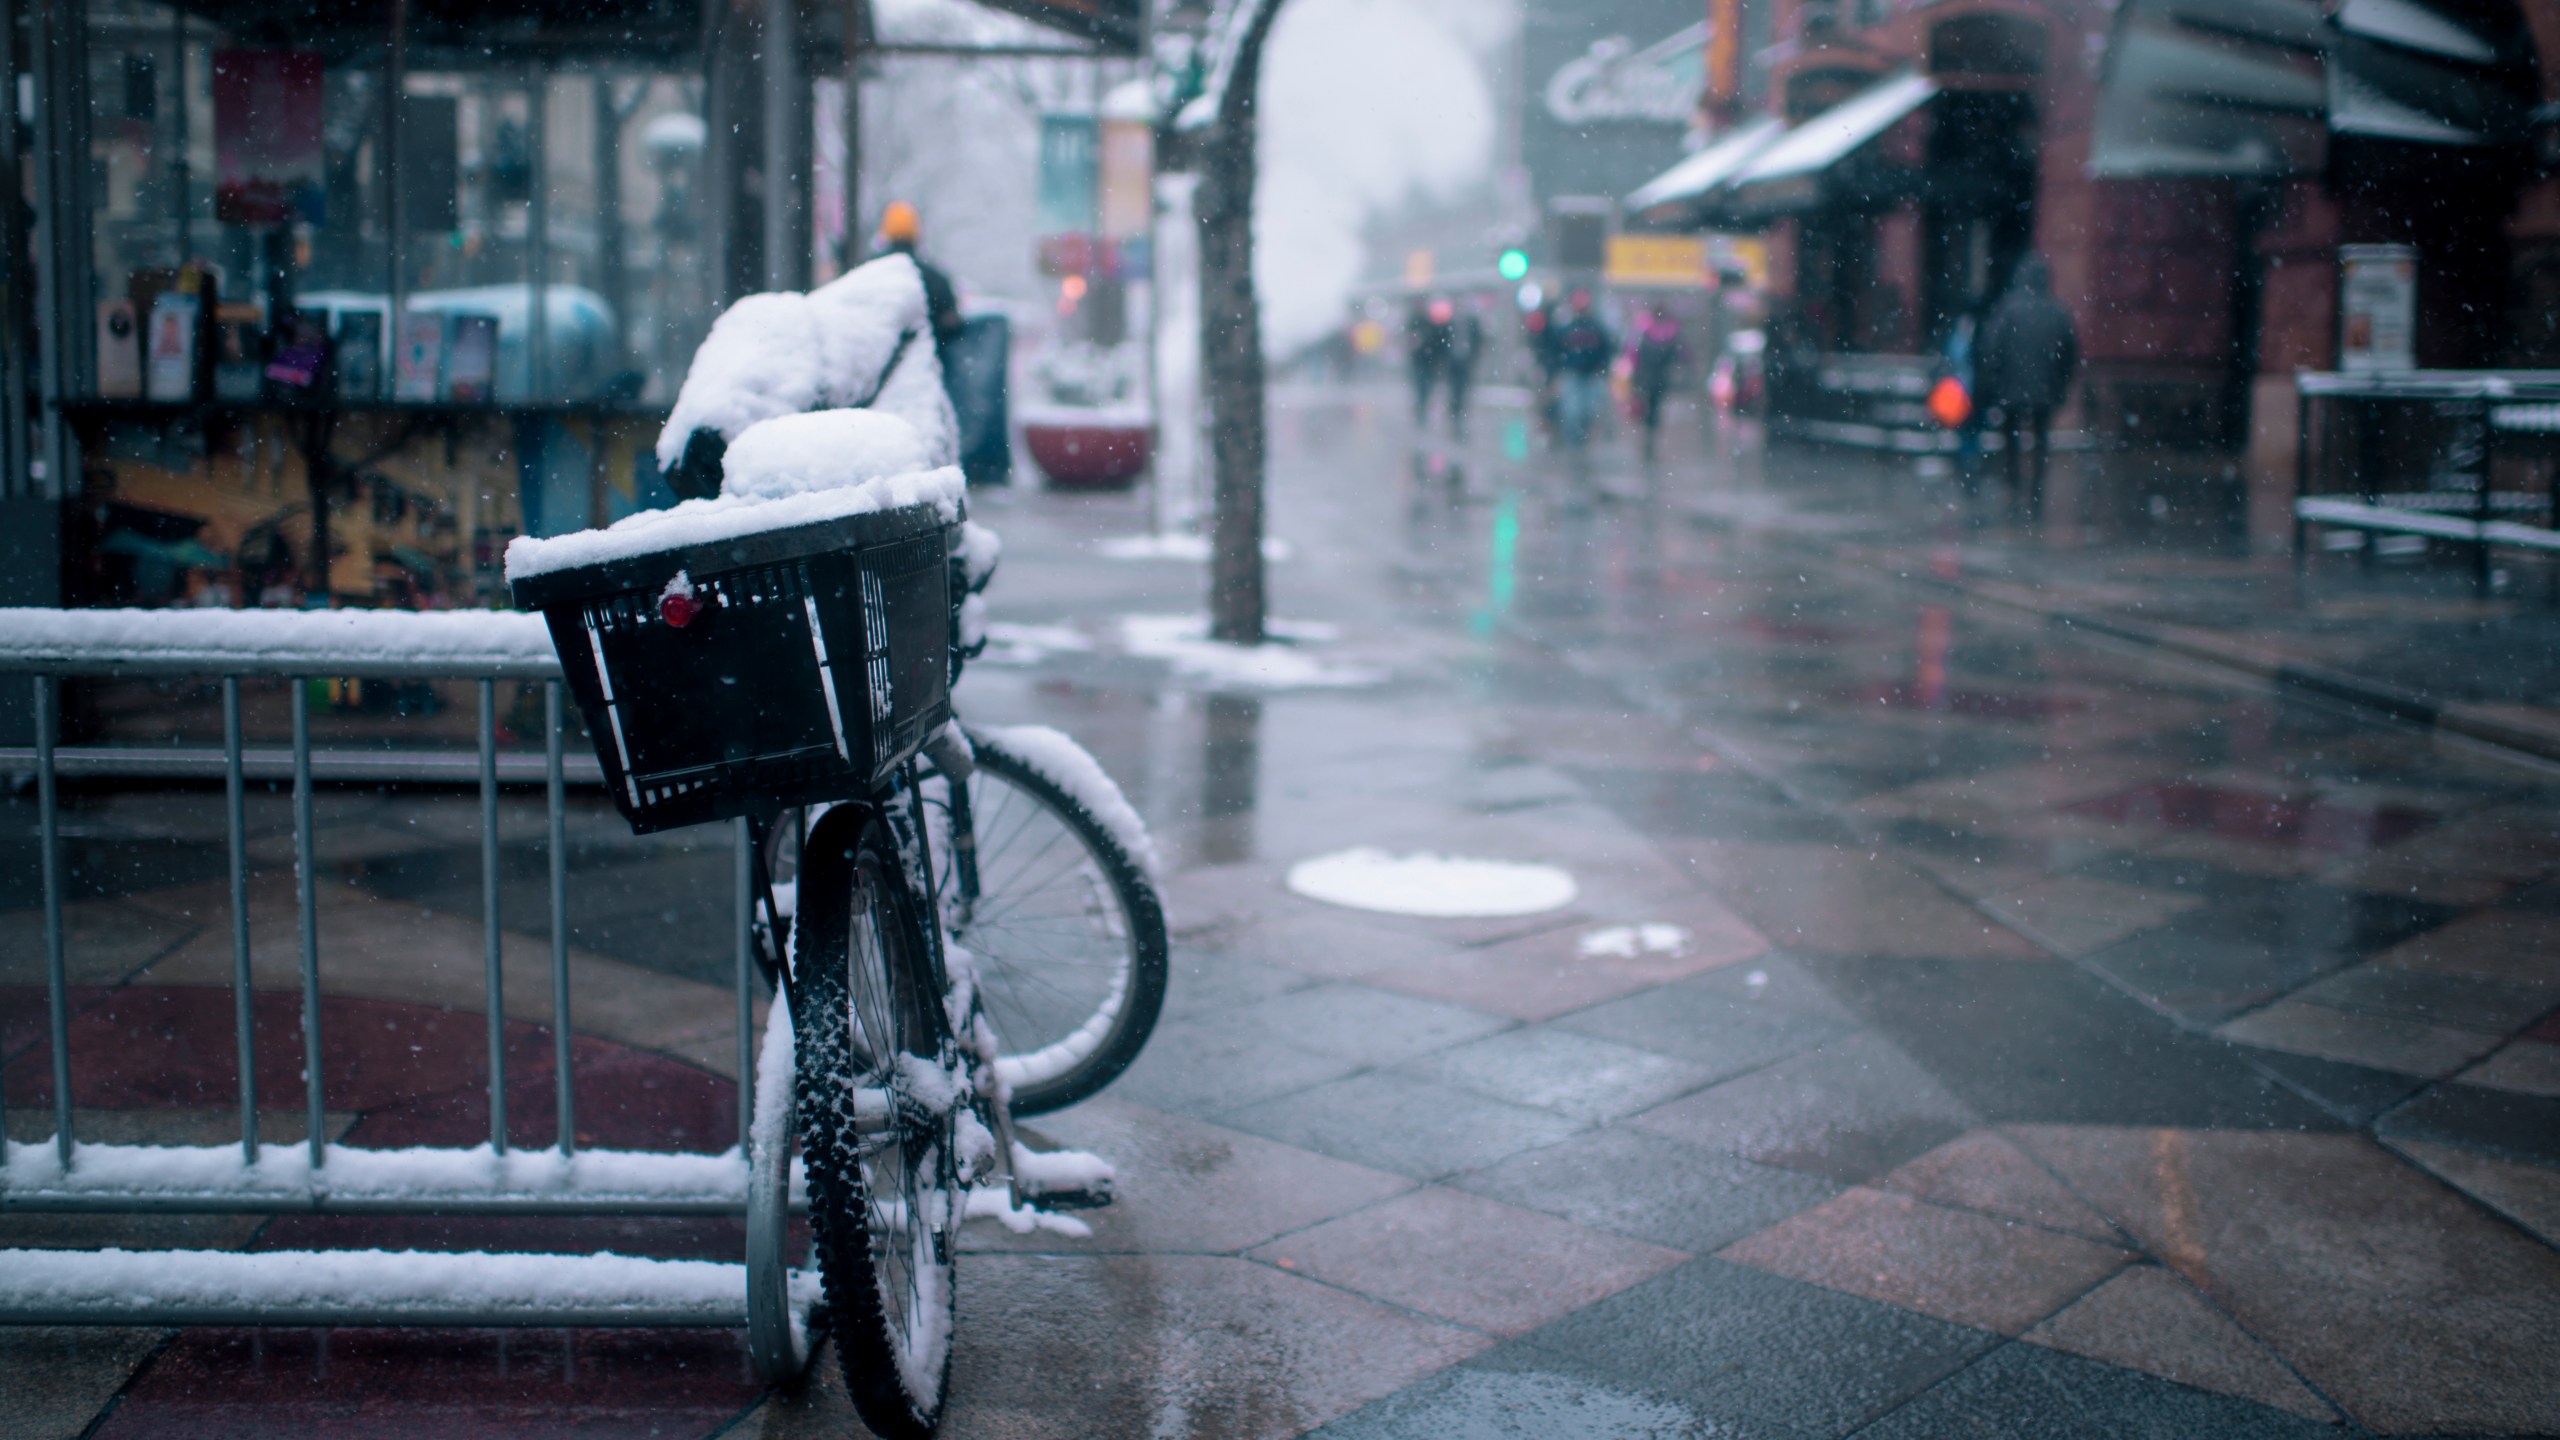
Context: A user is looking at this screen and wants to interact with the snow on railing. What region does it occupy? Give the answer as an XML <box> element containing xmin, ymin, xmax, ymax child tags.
<box><xmin>0</xmin><ymin>605</ymin><xmax>559</xmax><ymax>676</ymax></box>
<box><xmin>0</xmin><ymin>608</ymin><xmax>804</xmax><ymax>1365</ymax></box>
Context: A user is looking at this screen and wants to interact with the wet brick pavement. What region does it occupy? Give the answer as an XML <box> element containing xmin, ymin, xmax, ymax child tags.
<box><xmin>5</xmin><ymin>384</ymin><xmax>2559</xmax><ymax>1436</ymax></box>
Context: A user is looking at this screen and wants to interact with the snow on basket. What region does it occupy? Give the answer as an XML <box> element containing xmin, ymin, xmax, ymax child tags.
<box><xmin>502</xmin><ymin>461</ymin><xmax>964</xmax><ymax>582</ymax></box>
<box><xmin>718</xmin><ymin>408</ymin><xmax>936</xmax><ymax>502</ymax></box>
<box><xmin>1285</xmin><ymin>848</ymin><xmax>1577</xmax><ymax>919</ymax></box>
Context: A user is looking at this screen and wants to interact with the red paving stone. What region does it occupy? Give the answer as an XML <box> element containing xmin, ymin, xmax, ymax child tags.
<box><xmin>2065</xmin><ymin>782</ymin><xmax>2437</xmax><ymax>855</ymax></box>
<box><xmin>1719</xmin><ymin>1186</ymin><xmax>2132</xmax><ymax>1337</ymax></box>
<box><xmin>2012</xmin><ymin>1125</ymin><xmax>2560</xmax><ymax>1435</ymax></box>
<box><xmin>1</xmin><ymin>985</ymin><xmax>734</xmax><ymax>1152</ymax></box>
<box><xmin>93</xmin><ymin>1327</ymin><xmax>761</xmax><ymax>1439</ymax></box>
<box><xmin>7</xmin><ymin>985</ymin><xmax>750</xmax><ymax>1437</ymax></box>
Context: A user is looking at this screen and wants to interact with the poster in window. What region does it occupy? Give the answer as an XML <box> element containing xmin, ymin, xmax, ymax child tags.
<box><xmin>336</xmin><ymin>312</ymin><xmax>384</xmax><ymax>400</ymax></box>
<box><xmin>2339</xmin><ymin>243</ymin><xmax>2416</xmax><ymax>374</ymax></box>
<box><xmin>96</xmin><ymin>300</ymin><xmax>143</xmax><ymax>398</ymax></box>
<box><xmin>394</xmin><ymin>312</ymin><xmax>444</xmax><ymax>402</ymax></box>
<box><xmin>446</xmin><ymin>314</ymin><xmax>499</xmax><ymax>403</ymax></box>
<box><xmin>213</xmin><ymin>50</ymin><xmax>326</xmax><ymax>226</ymax></box>
<box><xmin>145</xmin><ymin>294</ymin><xmax>201</xmax><ymax>402</ymax></box>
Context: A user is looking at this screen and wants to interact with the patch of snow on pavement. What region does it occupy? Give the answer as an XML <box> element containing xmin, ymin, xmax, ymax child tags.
<box><xmin>964</xmin><ymin>1187</ymin><xmax>1093</xmax><ymax>1237</ymax></box>
<box><xmin>978</xmin><ymin>620</ymin><xmax>1094</xmax><ymax>665</ymax></box>
<box><xmin>1095</xmin><ymin>533</ymin><xmax>1293</xmax><ymax>563</ymax></box>
<box><xmin>1577</xmin><ymin>924</ymin><xmax>1693</xmax><ymax>960</ymax></box>
<box><xmin>1287</xmin><ymin>848</ymin><xmax>1577</xmax><ymax>918</ymax></box>
<box><xmin>1118</xmin><ymin>614</ymin><xmax>1382</xmax><ymax>690</ymax></box>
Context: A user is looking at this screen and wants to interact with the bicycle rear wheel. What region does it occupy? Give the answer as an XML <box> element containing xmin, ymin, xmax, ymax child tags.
<box><xmin>927</xmin><ymin>726</ymin><xmax>1168</xmax><ymax>1117</ymax></box>
<box><xmin>793</xmin><ymin>803</ymin><xmax>962</xmax><ymax>1439</ymax></box>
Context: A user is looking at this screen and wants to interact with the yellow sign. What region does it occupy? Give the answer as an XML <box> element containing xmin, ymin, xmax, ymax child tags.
<box><xmin>1605</xmin><ymin>233</ymin><xmax>1709</xmax><ymax>289</ymax></box>
<box><xmin>1713</xmin><ymin>236</ymin><xmax>1770</xmax><ymax>289</ymax></box>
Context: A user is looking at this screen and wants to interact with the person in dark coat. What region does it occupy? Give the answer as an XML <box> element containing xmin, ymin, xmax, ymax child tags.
<box><xmin>1406</xmin><ymin>299</ymin><xmax>1452</xmax><ymax>427</ymax></box>
<box><xmin>877</xmin><ymin>200</ymin><xmax>965</xmax><ymax>356</ymax></box>
<box><xmin>1977</xmin><ymin>255</ymin><xmax>2079</xmax><ymax>521</ymax></box>
<box><xmin>1629</xmin><ymin>310</ymin><xmax>1685</xmax><ymax>462</ymax></box>
<box><xmin>1550</xmin><ymin>290</ymin><xmax>1616</xmax><ymax>455</ymax></box>
<box><xmin>1442</xmin><ymin>300</ymin><xmax>1484</xmax><ymax>438</ymax></box>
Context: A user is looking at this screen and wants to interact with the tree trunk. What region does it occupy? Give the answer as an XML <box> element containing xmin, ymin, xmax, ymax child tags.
<box><xmin>1198</xmin><ymin>0</ymin><xmax>1285</xmax><ymax>646</ymax></box>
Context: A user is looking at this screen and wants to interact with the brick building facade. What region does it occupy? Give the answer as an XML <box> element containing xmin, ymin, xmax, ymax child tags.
<box><xmin>1647</xmin><ymin>0</ymin><xmax>2559</xmax><ymax>489</ymax></box>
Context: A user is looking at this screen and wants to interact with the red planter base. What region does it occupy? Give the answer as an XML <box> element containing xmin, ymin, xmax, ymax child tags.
<box><xmin>1023</xmin><ymin>421</ymin><xmax>1153</xmax><ymax>490</ymax></box>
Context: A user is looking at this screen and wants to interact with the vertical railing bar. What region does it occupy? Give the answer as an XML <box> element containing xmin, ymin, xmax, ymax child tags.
<box><xmin>225</xmin><ymin>676</ymin><xmax>257</xmax><ymax>1163</ymax></box>
<box><xmin>294</xmin><ymin>679</ymin><xmax>324</xmax><ymax>1169</ymax></box>
<box><xmin>734</xmin><ymin>818</ymin><xmax>753</xmax><ymax>1157</ymax></box>
<box><xmin>547</xmin><ymin>679</ymin><xmax>573</xmax><ymax>1157</ymax></box>
<box><xmin>481</xmin><ymin>678</ymin><xmax>507</xmax><ymax>1156</ymax></box>
<box><xmin>35</xmin><ymin>675</ymin><xmax>71</xmax><ymax>1168</ymax></box>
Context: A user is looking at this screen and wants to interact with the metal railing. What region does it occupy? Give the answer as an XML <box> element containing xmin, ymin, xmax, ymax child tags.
<box><xmin>0</xmin><ymin>609</ymin><xmax>806</xmax><ymax>1363</ymax></box>
<box><xmin>2294</xmin><ymin>370</ymin><xmax>2560</xmax><ymax>593</ymax></box>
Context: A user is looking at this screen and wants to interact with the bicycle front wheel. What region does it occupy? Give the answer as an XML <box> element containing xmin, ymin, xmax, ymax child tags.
<box><xmin>793</xmin><ymin>803</ymin><xmax>961</xmax><ymax>1439</ymax></box>
<box><xmin>929</xmin><ymin>726</ymin><xmax>1168</xmax><ymax>1117</ymax></box>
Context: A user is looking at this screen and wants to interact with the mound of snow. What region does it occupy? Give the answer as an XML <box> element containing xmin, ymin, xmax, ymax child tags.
<box><xmin>1286</xmin><ymin>848</ymin><xmax>1577</xmax><ymax>918</ymax></box>
<box><xmin>1118</xmin><ymin>613</ymin><xmax>1381</xmax><ymax>691</ymax></box>
<box><xmin>1576</xmin><ymin>924</ymin><xmax>1692</xmax><ymax>960</ymax></box>
<box><xmin>1094</xmin><ymin>533</ymin><xmax>1293</xmax><ymax>563</ymax></box>
<box><xmin>720</xmin><ymin>410</ymin><xmax>935</xmax><ymax>501</ymax></box>
<box><xmin>655</xmin><ymin>252</ymin><xmax>955</xmax><ymax>472</ymax></box>
<box><xmin>978</xmin><ymin>621</ymin><xmax>1093</xmax><ymax>665</ymax></box>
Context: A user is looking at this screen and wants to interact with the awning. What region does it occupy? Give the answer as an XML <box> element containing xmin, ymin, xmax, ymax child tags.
<box><xmin>2090</xmin><ymin>10</ymin><xmax>2327</xmax><ymax>178</ymax></box>
<box><xmin>97</xmin><ymin>530</ymin><xmax>227</xmax><ymax>572</ymax></box>
<box><xmin>1720</xmin><ymin>71</ymin><xmax>1937</xmax><ymax>219</ymax></box>
<box><xmin>1625</xmin><ymin>117</ymin><xmax>1786</xmax><ymax>217</ymax></box>
<box><xmin>2089</xmin><ymin>0</ymin><xmax>2535</xmax><ymax>178</ymax></box>
<box><xmin>2330</xmin><ymin>63</ymin><xmax>2486</xmax><ymax>144</ymax></box>
<box><xmin>2335</xmin><ymin>0</ymin><xmax>2499</xmax><ymax>65</ymax></box>
<box><xmin>1732</xmin><ymin>72</ymin><xmax>1938</xmax><ymax>189</ymax></box>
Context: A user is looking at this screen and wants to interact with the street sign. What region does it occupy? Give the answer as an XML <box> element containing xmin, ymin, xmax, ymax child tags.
<box><xmin>1606</xmin><ymin>233</ymin><xmax>1709</xmax><ymax>288</ymax></box>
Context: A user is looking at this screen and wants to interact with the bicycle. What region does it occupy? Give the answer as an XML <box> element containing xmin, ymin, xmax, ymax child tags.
<box><xmin>511</xmin><ymin>412</ymin><xmax>1166</xmax><ymax>1439</ymax></box>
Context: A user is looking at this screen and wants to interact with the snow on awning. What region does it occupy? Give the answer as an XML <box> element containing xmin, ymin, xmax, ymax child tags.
<box><xmin>2088</xmin><ymin>0</ymin><xmax>2532</xmax><ymax>177</ymax></box>
<box><xmin>2329</xmin><ymin>63</ymin><xmax>2487</xmax><ymax>145</ymax></box>
<box><xmin>2335</xmin><ymin>0</ymin><xmax>2499</xmax><ymax>65</ymax></box>
<box><xmin>1730</xmin><ymin>72</ymin><xmax>1938</xmax><ymax>190</ymax></box>
<box><xmin>1625</xmin><ymin>117</ymin><xmax>1786</xmax><ymax>216</ymax></box>
<box><xmin>2089</xmin><ymin>9</ymin><xmax>2327</xmax><ymax>179</ymax></box>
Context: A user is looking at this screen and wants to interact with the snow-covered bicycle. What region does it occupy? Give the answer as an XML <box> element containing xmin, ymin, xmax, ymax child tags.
<box><xmin>509</xmin><ymin>253</ymin><xmax>1167</xmax><ymax>1438</ymax></box>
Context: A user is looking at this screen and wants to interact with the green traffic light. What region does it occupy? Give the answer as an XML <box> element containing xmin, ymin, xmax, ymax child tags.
<box><xmin>1497</xmin><ymin>249</ymin><xmax>1530</xmax><ymax>282</ymax></box>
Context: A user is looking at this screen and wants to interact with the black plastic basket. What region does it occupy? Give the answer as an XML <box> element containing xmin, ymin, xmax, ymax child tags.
<box><xmin>509</xmin><ymin>503</ymin><xmax>953</xmax><ymax>834</ymax></box>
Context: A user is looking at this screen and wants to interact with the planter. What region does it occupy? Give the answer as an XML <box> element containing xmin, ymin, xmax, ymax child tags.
<box><xmin>1022</xmin><ymin>416</ymin><xmax>1153</xmax><ymax>491</ymax></box>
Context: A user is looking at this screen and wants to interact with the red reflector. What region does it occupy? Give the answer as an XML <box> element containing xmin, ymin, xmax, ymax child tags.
<box><xmin>660</xmin><ymin>593</ymin><xmax>700</xmax><ymax>628</ymax></box>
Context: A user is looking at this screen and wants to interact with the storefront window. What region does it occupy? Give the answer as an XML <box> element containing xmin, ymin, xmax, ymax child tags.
<box><xmin>43</xmin><ymin>1</ymin><xmax>720</xmax><ymax>611</ymax></box>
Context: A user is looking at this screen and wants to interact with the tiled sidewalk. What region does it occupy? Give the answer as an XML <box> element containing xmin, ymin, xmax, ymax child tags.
<box><xmin>7</xmin><ymin>386</ymin><xmax>2559</xmax><ymax>1436</ymax></box>
<box><xmin>1666</xmin><ymin>426</ymin><xmax>2560</xmax><ymax>762</ymax></box>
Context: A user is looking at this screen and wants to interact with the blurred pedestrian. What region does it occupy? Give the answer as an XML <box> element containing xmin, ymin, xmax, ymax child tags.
<box><xmin>1443</xmin><ymin>298</ymin><xmax>1484</xmax><ymax>438</ymax></box>
<box><xmin>1937</xmin><ymin>310</ymin><xmax>1984</xmax><ymax>493</ymax></box>
<box><xmin>878</xmin><ymin>200</ymin><xmax>1013</xmax><ymax>484</ymax></box>
<box><xmin>1550</xmin><ymin>290</ymin><xmax>1615</xmax><ymax>458</ymax></box>
<box><xmin>1977</xmin><ymin>256</ymin><xmax>2078</xmax><ymax>522</ymax></box>
<box><xmin>876</xmin><ymin>201</ymin><xmax>964</xmax><ymax>355</ymax></box>
<box><xmin>1406</xmin><ymin>299</ymin><xmax>1453</xmax><ymax>427</ymax></box>
<box><xmin>1629</xmin><ymin>309</ymin><xmax>1685</xmax><ymax>462</ymax></box>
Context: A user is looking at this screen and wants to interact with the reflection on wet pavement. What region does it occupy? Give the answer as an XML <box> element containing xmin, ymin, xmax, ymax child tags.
<box><xmin>8</xmin><ymin>385</ymin><xmax>2559</xmax><ymax>1436</ymax></box>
